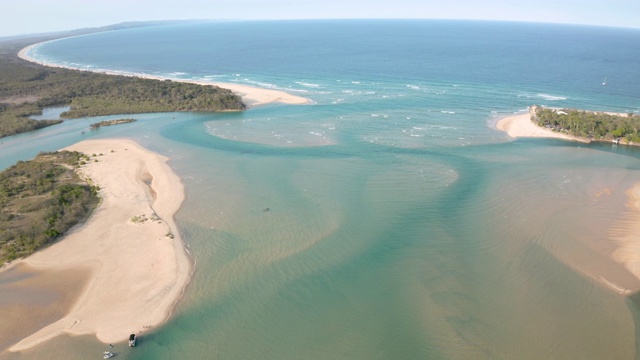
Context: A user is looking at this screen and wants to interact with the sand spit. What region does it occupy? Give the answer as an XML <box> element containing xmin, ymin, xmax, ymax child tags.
<box><xmin>495</xmin><ymin>107</ymin><xmax>587</xmax><ymax>142</ymax></box>
<box><xmin>18</xmin><ymin>43</ymin><xmax>310</xmax><ymax>108</ymax></box>
<box><xmin>5</xmin><ymin>139</ymin><xmax>190</xmax><ymax>352</ymax></box>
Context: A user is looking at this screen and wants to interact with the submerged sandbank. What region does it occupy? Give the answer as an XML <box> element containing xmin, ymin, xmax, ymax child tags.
<box><xmin>18</xmin><ymin>43</ymin><xmax>310</xmax><ymax>107</ymax></box>
<box><xmin>5</xmin><ymin>139</ymin><xmax>190</xmax><ymax>352</ymax></box>
<box><xmin>496</xmin><ymin>108</ymin><xmax>640</xmax><ymax>296</ymax></box>
<box><xmin>612</xmin><ymin>182</ymin><xmax>640</xmax><ymax>289</ymax></box>
<box><xmin>495</xmin><ymin>107</ymin><xmax>587</xmax><ymax>142</ymax></box>
<box><xmin>0</xmin><ymin>264</ymin><xmax>91</xmax><ymax>353</ymax></box>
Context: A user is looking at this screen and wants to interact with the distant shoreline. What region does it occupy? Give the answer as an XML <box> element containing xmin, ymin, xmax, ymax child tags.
<box><xmin>18</xmin><ymin>41</ymin><xmax>311</xmax><ymax>108</ymax></box>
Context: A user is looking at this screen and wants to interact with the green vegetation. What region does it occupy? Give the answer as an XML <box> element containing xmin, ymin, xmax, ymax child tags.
<box><xmin>90</xmin><ymin>118</ymin><xmax>136</xmax><ymax>129</ymax></box>
<box><xmin>130</xmin><ymin>214</ymin><xmax>148</xmax><ymax>224</ymax></box>
<box><xmin>533</xmin><ymin>106</ymin><xmax>640</xmax><ymax>144</ymax></box>
<box><xmin>0</xmin><ymin>38</ymin><xmax>245</xmax><ymax>138</ymax></box>
<box><xmin>0</xmin><ymin>151</ymin><xmax>100</xmax><ymax>265</ymax></box>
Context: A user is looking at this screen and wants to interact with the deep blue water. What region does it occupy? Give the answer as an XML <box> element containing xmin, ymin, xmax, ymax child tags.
<box><xmin>5</xmin><ymin>20</ymin><xmax>640</xmax><ymax>359</ymax></box>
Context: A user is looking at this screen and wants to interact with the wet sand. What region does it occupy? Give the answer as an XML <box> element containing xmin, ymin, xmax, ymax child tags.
<box><xmin>0</xmin><ymin>264</ymin><xmax>91</xmax><ymax>353</ymax></box>
<box><xmin>496</xmin><ymin>107</ymin><xmax>640</xmax><ymax>296</ymax></box>
<box><xmin>612</xmin><ymin>182</ymin><xmax>640</xmax><ymax>289</ymax></box>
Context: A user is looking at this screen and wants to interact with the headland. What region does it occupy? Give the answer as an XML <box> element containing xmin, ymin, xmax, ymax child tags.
<box><xmin>497</xmin><ymin>105</ymin><xmax>639</xmax><ymax>145</ymax></box>
<box><xmin>496</xmin><ymin>107</ymin><xmax>587</xmax><ymax>142</ymax></box>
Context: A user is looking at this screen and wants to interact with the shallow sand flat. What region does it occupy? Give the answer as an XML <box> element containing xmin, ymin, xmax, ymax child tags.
<box><xmin>0</xmin><ymin>264</ymin><xmax>91</xmax><ymax>353</ymax></box>
<box><xmin>5</xmin><ymin>139</ymin><xmax>191</xmax><ymax>352</ymax></box>
<box><xmin>496</xmin><ymin>109</ymin><xmax>640</xmax><ymax>294</ymax></box>
<box><xmin>496</xmin><ymin>110</ymin><xmax>587</xmax><ymax>142</ymax></box>
<box><xmin>612</xmin><ymin>182</ymin><xmax>640</xmax><ymax>288</ymax></box>
<box><xmin>18</xmin><ymin>44</ymin><xmax>310</xmax><ymax>108</ymax></box>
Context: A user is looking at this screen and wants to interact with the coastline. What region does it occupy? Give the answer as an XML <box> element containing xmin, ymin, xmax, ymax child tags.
<box><xmin>18</xmin><ymin>42</ymin><xmax>311</xmax><ymax>108</ymax></box>
<box><xmin>4</xmin><ymin>139</ymin><xmax>191</xmax><ymax>353</ymax></box>
<box><xmin>495</xmin><ymin>107</ymin><xmax>588</xmax><ymax>142</ymax></box>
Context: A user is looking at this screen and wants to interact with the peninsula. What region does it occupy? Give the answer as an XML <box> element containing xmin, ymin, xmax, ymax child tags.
<box><xmin>18</xmin><ymin>43</ymin><xmax>310</xmax><ymax>108</ymax></box>
<box><xmin>2</xmin><ymin>138</ymin><xmax>191</xmax><ymax>353</ymax></box>
<box><xmin>497</xmin><ymin>105</ymin><xmax>640</xmax><ymax>144</ymax></box>
<box><xmin>0</xmin><ymin>39</ymin><xmax>245</xmax><ymax>138</ymax></box>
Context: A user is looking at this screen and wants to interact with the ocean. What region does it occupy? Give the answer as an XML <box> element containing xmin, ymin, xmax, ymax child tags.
<box><xmin>3</xmin><ymin>20</ymin><xmax>640</xmax><ymax>359</ymax></box>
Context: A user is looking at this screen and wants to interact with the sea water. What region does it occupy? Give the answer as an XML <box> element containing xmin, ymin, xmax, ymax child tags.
<box><xmin>3</xmin><ymin>20</ymin><xmax>640</xmax><ymax>359</ymax></box>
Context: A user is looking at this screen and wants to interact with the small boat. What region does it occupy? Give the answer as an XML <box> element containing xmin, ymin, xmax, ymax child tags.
<box><xmin>602</xmin><ymin>76</ymin><xmax>607</xmax><ymax>86</ymax></box>
<box><xmin>129</xmin><ymin>333</ymin><xmax>137</xmax><ymax>347</ymax></box>
<box><xmin>103</xmin><ymin>351</ymin><xmax>114</xmax><ymax>359</ymax></box>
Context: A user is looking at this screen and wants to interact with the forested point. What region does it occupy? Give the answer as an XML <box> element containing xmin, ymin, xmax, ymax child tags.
<box><xmin>0</xmin><ymin>151</ymin><xmax>101</xmax><ymax>266</ymax></box>
<box><xmin>0</xmin><ymin>38</ymin><xmax>245</xmax><ymax>138</ymax></box>
<box><xmin>533</xmin><ymin>105</ymin><xmax>640</xmax><ymax>144</ymax></box>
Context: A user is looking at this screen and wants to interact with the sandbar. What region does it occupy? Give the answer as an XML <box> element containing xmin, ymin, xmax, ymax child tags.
<box><xmin>4</xmin><ymin>138</ymin><xmax>191</xmax><ymax>352</ymax></box>
<box><xmin>612</xmin><ymin>182</ymin><xmax>640</xmax><ymax>290</ymax></box>
<box><xmin>18</xmin><ymin>43</ymin><xmax>310</xmax><ymax>108</ymax></box>
<box><xmin>495</xmin><ymin>107</ymin><xmax>587</xmax><ymax>142</ymax></box>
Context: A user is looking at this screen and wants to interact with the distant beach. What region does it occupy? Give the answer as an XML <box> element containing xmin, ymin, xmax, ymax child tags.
<box><xmin>495</xmin><ymin>107</ymin><xmax>587</xmax><ymax>142</ymax></box>
<box><xmin>18</xmin><ymin>43</ymin><xmax>311</xmax><ymax>108</ymax></box>
<box><xmin>2</xmin><ymin>139</ymin><xmax>191</xmax><ymax>353</ymax></box>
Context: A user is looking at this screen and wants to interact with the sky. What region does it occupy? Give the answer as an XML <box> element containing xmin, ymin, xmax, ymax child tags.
<box><xmin>1</xmin><ymin>0</ymin><xmax>639</xmax><ymax>37</ymax></box>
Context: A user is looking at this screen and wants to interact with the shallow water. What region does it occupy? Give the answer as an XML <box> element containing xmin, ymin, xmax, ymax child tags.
<box><xmin>3</xmin><ymin>20</ymin><xmax>640</xmax><ymax>359</ymax></box>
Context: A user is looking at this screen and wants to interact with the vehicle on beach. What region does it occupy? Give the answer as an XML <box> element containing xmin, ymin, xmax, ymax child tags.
<box><xmin>129</xmin><ymin>333</ymin><xmax>137</xmax><ymax>347</ymax></box>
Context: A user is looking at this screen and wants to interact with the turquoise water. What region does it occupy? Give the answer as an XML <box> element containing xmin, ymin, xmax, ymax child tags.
<box><xmin>5</xmin><ymin>20</ymin><xmax>640</xmax><ymax>359</ymax></box>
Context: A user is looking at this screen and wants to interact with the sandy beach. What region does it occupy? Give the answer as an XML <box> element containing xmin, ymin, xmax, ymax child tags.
<box><xmin>18</xmin><ymin>43</ymin><xmax>310</xmax><ymax>108</ymax></box>
<box><xmin>3</xmin><ymin>139</ymin><xmax>191</xmax><ymax>353</ymax></box>
<box><xmin>495</xmin><ymin>107</ymin><xmax>587</xmax><ymax>142</ymax></box>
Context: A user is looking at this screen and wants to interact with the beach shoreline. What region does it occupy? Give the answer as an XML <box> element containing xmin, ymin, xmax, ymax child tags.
<box><xmin>3</xmin><ymin>139</ymin><xmax>191</xmax><ymax>353</ymax></box>
<box><xmin>18</xmin><ymin>42</ymin><xmax>311</xmax><ymax>108</ymax></box>
<box><xmin>495</xmin><ymin>107</ymin><xmax>588</xmax><ymax>142</ymax></box>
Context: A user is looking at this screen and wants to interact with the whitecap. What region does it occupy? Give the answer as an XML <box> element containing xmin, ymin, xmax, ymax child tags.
<box><xmin>536</xmin><ymin>93</ymin><xmax>567</xmax><ymax>101</ymax></box>
<box><xmin>295</xmin><ymin>82</ymin><xmax>321</xmax><ymax>88</ymax></box>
